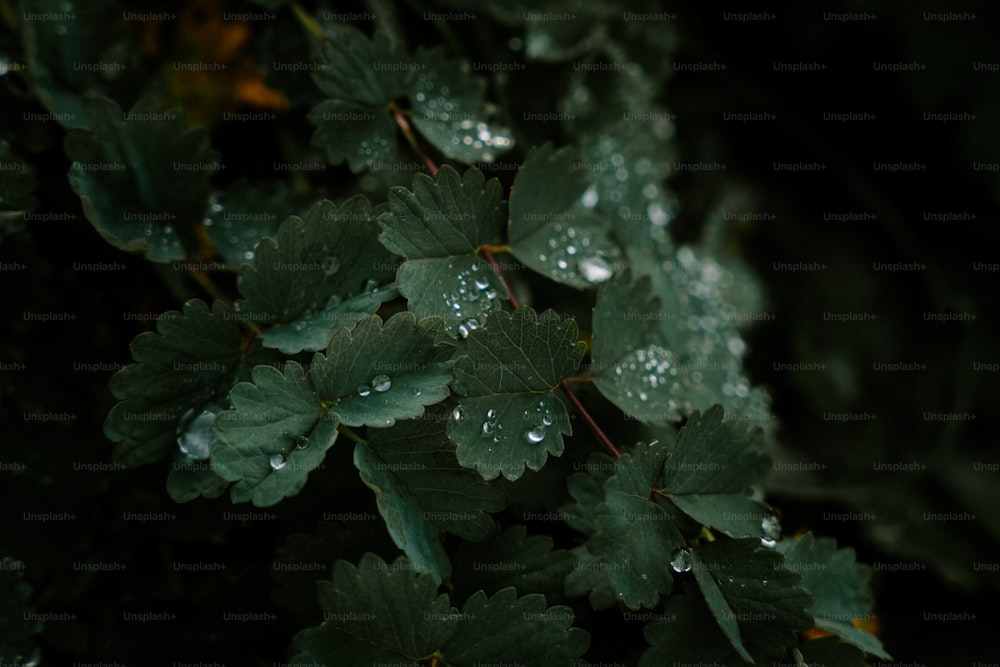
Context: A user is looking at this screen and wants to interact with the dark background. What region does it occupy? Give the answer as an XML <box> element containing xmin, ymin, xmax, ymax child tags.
<box><xmin>1</xmin><ymin>0</ymin><xmax>998</xmax><ymax>665</ymax></box>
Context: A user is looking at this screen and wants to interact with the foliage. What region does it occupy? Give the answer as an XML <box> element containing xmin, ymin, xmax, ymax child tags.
<box><xmin>1</xmin><ymin>0</ymin><xmax>931</xmax><ymax>664</ymax></box>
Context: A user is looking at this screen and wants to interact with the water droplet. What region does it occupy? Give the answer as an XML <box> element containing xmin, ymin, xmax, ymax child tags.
<box><xmin>579</xmin><ymin>256</ymin><xmax>614</xmax><ymax>284</ymax></box>
<box><xmin>762</xmin><ymin>577</ymin><xmax>768</xmax><ymax>586</ymax></box>
<box><xmin>486</xmin><ymin>408</ymin><xmax>496</xmax><ymax>419</ymax></box>
<box><xmin>458</xmin><ymin>323</ymin><xmax>470</xmax><ymax>338</ymax></box>
<box><xmin>474</xmin><ymin>277</ymin><xmax>490</xmax><ymax>290</ymax></box>
<box><xmin>357</xmin><ymin>385</ymin><xmax>371</xmax><ymax>397</ymax></box>
<box><xmin>526</xmin><ymin>426</ymin><xmax>545</xmax><ymax>443</ymax></box>
<box><xmin>760</xmin><ymin>537</ymin><xmax>777</xmax><ymax>549</ymax></box>
<box><xmin>556</xmin><ymin>259</ymin><xmax>569</xmax><ymax>270</ymax></box>
<box><xmin>761</xmin><ymin>515</ymin><xmax>782</xmax><ymax>541</ymax></box>
<box><xmin>452</xmin><ymin>405</ymin><xmax>464</xmax><ymax>421</ymax></box>
<box><xmin>541</xmin><ymin>414</ymin><xmax>553</xmax><ymax>427</ymax></box>
<box><xmin>295</xmin><ymin>435</ymin><xmax>310</xmax><ymax>449</ymax></box>
<box><xmin>176</xmin><ymin>407</ymin><xmax>221</xmax><ymax>460</ymax></box>
<box><xmin>669</xmin><ymin>548</ymin><xmax>692</xmax><ymax>573</ymax></box>
<box><xmin>363</xmin><ymin>279</ymin><xmax>379</xmax><ymax>292</ymax></box>
<box><xmin>581</xmin><ymin>185</ymin><xmax>599</xmax><ymax>209</ymax></box>
<box><xmin>372</xmin><ymin>374</ymin><xmax>391</xmax><ymax>392</ymax></box>
<box><xmin>384</xmin><ymin>417</ymin><xmax>396</xmax><ymax>427</ymax></box>
<box><xmin>244</xmin><ymin>250</ymin><xmax>255</xmax><ymax>261</ymax></box>
<box><xmin>640</xmin><ymin>573</ymin><xmax>648</xmax><ymax>580</ymax></box>
<box><xmin>269</xmin><ymin>454</ymin><xmax>287</xmax><ymax>470</ymax></box>
<box><xmin>482</xmin><ymin>421</ymin><xmax>496</xmax><ymax>435</ymax></box>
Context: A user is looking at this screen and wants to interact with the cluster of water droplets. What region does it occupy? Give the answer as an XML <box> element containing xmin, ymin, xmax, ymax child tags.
<box><xmin>536</xmin><ymin>219</ymin><xmax>618</xmax><ymax>286</ymax></box>
<box><xmin>442</xmin><ymin>260</ymin><xmax>502</xmax><ymax>337</ymax></box>
<box><xmin>522</xmin><ymin>397</ymin><xmax>556</xmax><ymax>444</ymax></box>
<box><xmin>269</xmin><ymin>432</ymin><xmax>314</xmax><ymax>471</ymax></box>
<box><xmin>357</xmin><ymin>373</ymin><xmax>393</xmax><ymax>397</ymax></box>
<box><xmin>411</xmin><ymin>71</ymin><xmax>513</xmax><ymax>163</ymax></box>
<box><xmin>176</xmin><ymin>404</ymin><xmax>226</xmax><ymax>461</ymax></box>
<box><xmin>202</xmin><ymin>192</ymin><xmax>280</xmax><ymax>265</ymax></box>
<box><xmin>357</xmin><ymin>135</ymin><xmax>393</xmax><ymax>168</ymax></box>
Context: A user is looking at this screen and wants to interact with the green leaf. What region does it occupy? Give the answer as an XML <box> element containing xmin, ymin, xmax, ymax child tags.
<box><xmin>355</xmin><ymin>408</ymin><xmax>508</xmax><ymax>581</ymax></box>
<box><xmin>212</xmin><ymin>361</ymin><xmax>341</xmax><ymax>507</ymax></box>
<box><xmin>20</xmin><ymin>0</ymin><xmax>141</xmax><ymax>129</ymax></box>
<box><xmin>309</xmin><ymin>313</ymin><xmax>454</xmax><ymax>427</ymax></box>
<box><xmin>65</xmin><ymin>97</ymin><xmax>219</xmax><ymax>261</ymax></box>
<box><xmin>443</xmin><ymin>588</ymin><xmax>589</xmax><ymax>667</ymax></box>
<box><xmin>237</xmin><ymin>197</ymin><xmax>400</xmax><ymax>353</ymax></box>
<box><xmin>409</xmin><ymin>48</ymin><xmax>515</xmax><ymax>164</ymax></box>
<box><xmin>692</xmin><ymin>538</ymin><xmax>814</xmax><ymax>662</ymax></box>
<box><xmin>640</xmin><ymin>590</ymin><xmax>747</xmax><ymax>667</ymax></box>
<box><xmin>660</xmin><ymin>405</ymin><xmax>772</xmax><ymax>537</ymax></box>
<box><xmin>291</xmin><ymin>554</ymin><xmax>588</xmax><ymax>666</ymax></box>
<box><xmin>448</xmin><ymin>307</ymin><xmax>584</xmax><ymax>480</ymax></box>
<box><xmin>291</xmin><ymin>554</ymin><xmax>456</xmax><ymax>665</ymax></box>
<box><xmin>0</xmin><ymin>140</ymin><xmax>38</xmax><ymax>212</ymax></box>
<box><xmin>777</xmin><ymin>533</ymin><xmax>890</xmax><ymax>660</ymax></box>
<box><xmin>308</xmin><ymin>24</ymin><xmax>407</xmax><ymax>172</ymax></box>
<box><xmin>203</xmin><ymin>181</ymin><xmax>305</xmax><ymax>268</ymax></box>
<box><xmin>378</xmin><ymin>165</ymin><xmax>509</xmax><ymax>336</ymax></box>
<box><xmin>166</xmin><ymin>453</ymin><xmax>229</xmax><ymax>503</ymax></box>
<box><xmin>451</xmin><ymin>524</ymin><xmax>575</xmax><ymax>599</ymax></box>
<box><xmin>508</xmin><ymin>143</ymin><xmax>622</xmax><ymax>289</ymax></box>
<box><xmin>584</xmin><ymin>442</ymin><xmax>684</xmax><ymax>609</ymax></box>
<box><xmin>564</xmin><ymin>545</ymin><xmax>620</xmax><ymax>611</ymax></box>
<box><xmin>560</xmin><ymin>452</ymin><xmax>616</xmax><ymax>535</ymax></box>
<box><xmin>212</xmin><ymin>314</ymin><xmax>453</xmax><ymax>505</ymax></box>
<box><xmin>104</xmin><ymin>299</ymin><xmax>244</xmax><ymax>467</ymax></box>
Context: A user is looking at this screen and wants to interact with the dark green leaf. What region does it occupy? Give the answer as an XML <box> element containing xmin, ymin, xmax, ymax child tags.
<box><xmin>692</xmin><ymin>538</ymin><xmax>814</xmax><ymax>661</ymax></box>
<box><xmin>212</xmin><ymin>361</ymin><xmax>341</xmax><ymax>507</ymax></box>
<box><xmin>508</xmin><ymin>144</ymin><xmax>622</xmax><ymax>288</ymax></box>
<box><xmin>451</xmin><ymin>524</ymin><xmax>574</xmax><ymax>599</ymax></box>
<box><xmin>65</xmin><ymin>97</ymin><xmax>219</xmax><ymax>261</ymax></box>
<box><xmin>777</xmin><ymin>533</ymin><xmax>890</xmax><ymax>660</ymax></box>
<box><xmin>356</xmin><ymin>409</ymin><xmax>507</xmax><ymax>580</ymax></box>
<box><xmin>237</xmin><ymin>197</ymin><xmax>400</xmax><ymax>353</ymax></box>
<box><xmin>378</xmin><ymin>165</ymin><xmax>509</xmax><ymax>336</ymax></box>
<box><xmin>584</xmin><ymin>442</ymin><xmax>684</xmax><ymax>609</ymax></box>
<box><xmin>104</xmin><ymin>299</ymin><xmax>244</xmax><ymax>467</ymax></box>
<box><xmin>660</xmin><ymin>405</ymin><xmax>772</xmax><ymax>537</ymax></box>
<box><xmin>203</xmin><ymin>181</ymin><xmax>305</xmax><ymax>269</ymax></box>
<box><xmin>409</xmin><ymin>48</ymin><xmax>515</xmax><ymax>164</ymax></box>
<box><xmin>640</xmin><ymin>590</ymin><xmax>747</xmax><ymax>667</ymax></box>
<box><xmin>308</xmin><ymin>24</ymin><xmax>406</xmax><ymax>172</ymax></box>
<box><xmin>443</xmin><ymin>588</ymin><xmax>589</xmax><ymax>666</ymax></box>
<box><xmin>165</xmin><ymin>454</ymin><xmax>229</xmax><ymax>503</ymax></box>
<box><xmin>448</xmin><ymin>307</ymin><xmax>584</xmax><ymax>480</ymax></box>
<box><xmin>290</xmin><ymin>554</ymin><xmax>455</xmax><ymax>665</ymax></box>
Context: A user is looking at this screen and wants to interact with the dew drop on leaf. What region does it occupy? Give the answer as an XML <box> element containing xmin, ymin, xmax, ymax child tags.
<box><xmin>269</xmin><ymin>454</ymin><xmax>287</xmax><ymax>470</ymax></box>
<box><xmin>761</xmin><ymin>515</ymin><xmax>782</xmax><ymax>541</ymax></box>
<box><xmin>372</xmin><ymin>374</ymin><xmax>391</xmax><ymax>392</ymax></box>
<box><xmin>579</xmin><ymin>255</ymin><xmax>614</xmax><ymax>284</ymax></box>
<box><xmin>760</xmin><ymin>537</ymin><xmax>777</xmax><ymax>549</ymax></box>
<box><xmin>669</xmin><ymin>547</ymin><xmax>692</xmax><ymax>573</ymax></box>
<box><xmin>295</xmin><ymin>435</ymin><xmax>310</xmax><ymax>449</ymax></box>
<box><xmin>526</xmin><ymin>426</ymin><xmax>545</xmax><ymax>443</ymax></box>
<box><xmin>452</xmin><ymin>405</ymin><xmax>464</xmax><ymax>421</ymax></box>
<box><xmin>357</xmin><ymin>385</ymin><xmax>371</xmax><ymax>397</ymax></box>
<box><xmin>176</xmin><ymin>407</ymin><xmax>220</xmax><ymax>461</ymax></box>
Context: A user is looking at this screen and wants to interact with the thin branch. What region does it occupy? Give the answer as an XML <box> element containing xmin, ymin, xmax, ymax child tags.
<box><xmin>389</xmin><ymin>102</ymin><xmax>438</xmax><ymax>176</ymax></box>
<box><xmin>561</xmin><ymin>380</ymin><xmax>621</xmax><ymax>459</ymax></box>
<box><xmin>480</xmin><ymin>246</ymin><xmax>520</xmax><ymax>308</ymax></box>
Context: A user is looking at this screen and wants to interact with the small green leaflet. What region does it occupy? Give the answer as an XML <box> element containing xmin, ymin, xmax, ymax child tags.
<box><xmin>660</xmin><ymin>405</ymin><xmax>773</xmax><ymax>537</ymax></box>
<box><xmin>212</xmin><ymin>314</ymin><xmax>454</xmax><ymax>506</ymax></box>
<box><xmin>308</xmin><ymin>24</ymin><xmax>406</xmax><ymax>172</ymax></box>
<box><xmin>573</xmin><ymin>442</ymin><xmax>684</xmax><ymax>610</ymax></box>
<box><xmin>378</xmin><ymin>165</ymin><xmax>508</xmax><ymax>336</ymax></box>
<box><xmin>166</xmin><ymin>453</ymin><xmax>229</xmax><ymax>503</ymax></box>
<box><xmin>355</xmin><ymin>408</ymin><xmax>507</xmax><ymax>581</ymax></box>
<box><xmin>691</xmin><ymin>538</ymin><xmax>813</xmax><ymax>662</ymax></box>
<box><xmin>65</xmin><ymin>97</ymin><xmax>219</xmax><ymax>262</ymax></box>
<box><xmin>309</xmin><ymin>24</ymin><xmax>513</xmax><ymax>172</ymax></box>
<box><xmin>451</xmin><ymin>524</ymin><xmax>575</xmax><ymax>600</ymax></box>
<box><xmin>409</xmin><ymin>48</ymin><xmax>514</xmax><ymax>164</ymax></box>
<box><xmin>212</xmin><ymin>361</ymin><xmax>340</xmax><ymax>507</ymax></box>
<box><xmin>104</xmin><ymin>299</ymin><xmax>244</xmax><ymax>467</ymax></box>
<box><xmin>236</xmin><ymin>197</ymin><xmax>399</xmax><ymax>354</ymax></box>
<box><xmin>203</xmin><ymin>181</ymin><xmax>304</xmax><ymax>269</ymax></box>
<box><xmin>289</xmin><ymin>554</ymin><xmax>589</xmax><ymax>667</ymax></box>
<box><xmin>639</xmin><ymin>588</ymin><xmax>747</xmax><ymax>667</ymax></box>
<box><xmin>777</xmin><ymin>533</ymin><xmax>890</xmax><ymax>660</ymax></box>
<box><xmin>448</xmin><ymin>307</ymin><xmax>584</xmax><ymax>480</ymax></box>
<box><xmin>507</xmin><ymin>143</ymin><xmax>622</xmax><ymax>289</ymax></box>
<box><xmin>0</xmin><ymin>140</ymin><xmax>38</xmax><ymax>211</ymax></box>
<box><xmin>560</xmin><ymin>452</ymin><xmax>616</xmax><ymax>536</ymax></box>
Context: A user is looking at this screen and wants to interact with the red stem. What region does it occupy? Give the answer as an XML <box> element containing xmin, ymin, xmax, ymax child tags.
<box><xmin>480</xmin><ymin>246</ymin><xmax>520</xmax><ymax>308</ymax></box>
<box><xmin>389</xmin><ymin>104</ymin><xmax>438</xmax><ymax>176</ymax></box>
<box><xmin>561</xmin><ymin>380</ymin><xmax>621</xmax><ymax>459</ymax></box>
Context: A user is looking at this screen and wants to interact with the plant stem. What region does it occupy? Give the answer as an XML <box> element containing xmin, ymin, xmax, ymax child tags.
<box><xmin>560</xmin><ymin>380</ymin><xmax>621</xmax><ymax>459</ymax></box>
<box><xmin>337</xmin><ymin>424</ymin><xmax>368</xmax><ymax>445</ymax></box>
<box><xmin>480</xmin><ymin>246</ymin><xmax>520</xmax><ymax>308</ymax></box>
<box><xmin>389</xmin><ymin>102</ymin><xmax>438</xmax><ymax>176</ymax></box>
<box><xmin>291</xmin><ymin>2</ymin><xmax>324</xmax><ymax>39</ymax></box>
